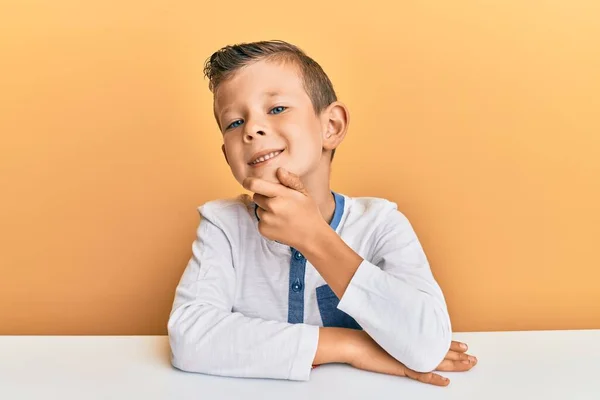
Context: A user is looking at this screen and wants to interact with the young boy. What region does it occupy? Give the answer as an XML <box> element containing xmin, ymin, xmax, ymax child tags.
<box><xmin>168</xmin><ymin>40</ymin><xmax>477</xmax><ymax>386</ymax></box>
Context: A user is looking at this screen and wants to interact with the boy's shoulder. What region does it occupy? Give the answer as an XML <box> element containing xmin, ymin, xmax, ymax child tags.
<box><xmin>346</xmin><ymin>194</ymin><xmax>397</xmax><ymax>210</ymax></box>
<box><xmin>197</xmin><ymin>194</ymin><xmax>255</xmax><ymax>226</ymax></box>
<box><xmin>198</xmin><ymin>193</ymin><xmax>252</xmax><ymax>210</ymax></box>
<box><xmin>344</xmin><ymin>194</ymin><xmax>413</xmax><ymax>230</ymax></box>
<box><xmin>345</xmin><ymin>194</ymin><xmax>401</xmax><ymax>217</ymax></box>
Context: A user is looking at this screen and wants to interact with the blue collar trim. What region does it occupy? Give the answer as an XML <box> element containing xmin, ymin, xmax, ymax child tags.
<box><xmin>329</xmin><ymin>192</ymin><xmax>345</xmax><ymax>231</ymax></box>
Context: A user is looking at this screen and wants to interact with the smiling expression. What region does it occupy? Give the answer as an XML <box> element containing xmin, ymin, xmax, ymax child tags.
<box><xmin>214</xmin><ymin>59</ymin><xmax>326</xmax><ymax>184</ymax></box>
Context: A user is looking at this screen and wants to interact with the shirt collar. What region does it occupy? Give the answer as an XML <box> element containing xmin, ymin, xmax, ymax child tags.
<box><xmin>330</xmin><ymin>191</ymin><xmax>345</xmax><ymax>231</ymax></box>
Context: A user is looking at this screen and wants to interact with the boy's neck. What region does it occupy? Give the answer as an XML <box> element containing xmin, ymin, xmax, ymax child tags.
<box><xmin>300</xmin><ymin>160</ymin><xmax>336</xmax><ymax>226</ymax></box>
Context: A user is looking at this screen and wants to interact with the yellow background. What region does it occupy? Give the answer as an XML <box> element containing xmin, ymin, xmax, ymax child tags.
<box><xmin>1</xmin><ymin>1</ymin><xmax>599</xmax><ymax>334</ymax></box>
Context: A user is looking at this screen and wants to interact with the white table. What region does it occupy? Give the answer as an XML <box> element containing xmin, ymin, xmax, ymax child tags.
<box><xmin>1</xmin><ymin>330</ymin><xmax>599</xmax><ymax>400</ymax></box>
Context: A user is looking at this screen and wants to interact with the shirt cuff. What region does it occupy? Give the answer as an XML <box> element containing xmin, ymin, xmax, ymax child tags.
<box><xmin>288</xmin><ymin>323</ymin><xmax>319</xmax><ymax>381</ymax></box>
<box><xmin>337</xmin><ymin>259</ymin><xmax>380</xmax><ymax>320</ymax></box>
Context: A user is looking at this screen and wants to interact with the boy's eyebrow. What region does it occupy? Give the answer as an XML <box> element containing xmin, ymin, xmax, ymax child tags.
<box><xmin>218</xmin><ymin>91</ymin><xmax>287</xmax><ymax>119</ymax></box>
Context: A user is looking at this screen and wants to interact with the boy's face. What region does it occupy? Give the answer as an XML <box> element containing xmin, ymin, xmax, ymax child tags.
<box><xmin>214</xmin><ymin>59</ymin><xmax>326</xmax><ymax>185</ymax></box>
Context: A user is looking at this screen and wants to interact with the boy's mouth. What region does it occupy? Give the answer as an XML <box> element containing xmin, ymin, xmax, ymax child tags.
<box><xmin>248</xmin><ymin>149</ymin><xmax>284</xmax><ymax>166</ymax></box>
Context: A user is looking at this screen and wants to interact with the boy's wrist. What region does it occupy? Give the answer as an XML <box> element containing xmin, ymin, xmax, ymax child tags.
<box><xmin>314</xmin><ymin>327</ymin><xmax>358</xmax><ymax>365</ymax></box>
<box><xmin>298</xmin><ymin>221</ymin><xmax>336</xmax><ymax>259</ymax></box>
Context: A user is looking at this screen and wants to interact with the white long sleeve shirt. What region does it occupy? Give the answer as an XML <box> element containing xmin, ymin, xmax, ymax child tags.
<box><xmin>168</xmin><ymin>192</ymin><xmax>452</xmax><ymax>381</ymax></box>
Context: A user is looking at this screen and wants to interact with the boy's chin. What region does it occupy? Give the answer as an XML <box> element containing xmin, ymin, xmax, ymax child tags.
<box><xmin>245</xmin><ymin>166</ymin><xmax>281</xmax><ymax>184</ymax></box>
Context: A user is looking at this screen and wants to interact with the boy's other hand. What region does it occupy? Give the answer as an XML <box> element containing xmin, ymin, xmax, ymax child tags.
<box><xmin>243</xmin><ymin>167</ymin><xmax>326</xmax><ymax>250</ymax></box>
<box><xmin>345</xmin><ymin>331</ymin><xmax>477</xmax><ymax>386</ymax></box>
<box><xmin>435</xmin><ymin>340</ymin><xmax>478</xmax><ymax>372</ymax></box>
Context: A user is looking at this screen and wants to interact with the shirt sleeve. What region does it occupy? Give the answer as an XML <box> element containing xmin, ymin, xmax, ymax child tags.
<box><xmin>336</xmin><ymin>208</ymin><xmax>452</xmax><ymax>372</ymax></box>
<box><xmin>167</xmin><ymin>211</ymin><xmax>319</xmax><ymax>381</ymax></box>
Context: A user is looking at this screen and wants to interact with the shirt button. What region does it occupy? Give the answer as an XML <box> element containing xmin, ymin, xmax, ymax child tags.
<box><xmin>292</xmin><ymin>278</ymin><xmax>303</xmax><ymax>292</ymax></box>
<box><xmin>294</xmin><ymin>252</ymin><xmax>304</xmax><ymax>260</ymax></box>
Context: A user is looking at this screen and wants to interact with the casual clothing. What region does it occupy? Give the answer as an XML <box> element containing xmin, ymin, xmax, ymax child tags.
<box><xmin>168</xmin><ymin>192</ymin><xmax>452</xmax><ymax>381</ymax></box>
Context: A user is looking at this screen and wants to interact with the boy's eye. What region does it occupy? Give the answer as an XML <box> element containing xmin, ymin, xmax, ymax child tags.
<box><xmin>269</xmin><ymin>106</ymin><xmax>287</xmax><ymax>115</ymax></box>
<box><xmin>225</xmin><ymin>107</ymin><xmax>286</xmax><ymax>131</ymax></box>
<box><xmin>226</xmin><ymin>120</ymin><xmax>244</xmax><ymax>130</ymax></box>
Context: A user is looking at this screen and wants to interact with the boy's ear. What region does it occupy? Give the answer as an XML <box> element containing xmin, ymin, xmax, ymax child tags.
<box><xmin>321</xmin><ymin>101</ymin><xmax>349</xmax><ymax>152</ymax></box>
<box><xmin>221</xmin><ymin>144</ymin><xmax>230</xmax><ymax>165</ymax></box>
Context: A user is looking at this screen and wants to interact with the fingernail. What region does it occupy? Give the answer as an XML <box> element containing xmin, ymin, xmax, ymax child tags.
<box><xmin>469</xmin><ymin>356</ymin><xmax>476</xmax><ymax>362</ymax></box>
<box><xmin>462</xmin><ymin>360</ymin><xmax>470</xmax><ymax>364</ymax></box>
<box><xmin>460</xmin><ymin>343</ymin><xmax>468</xmax><ymax>350</ymax></box>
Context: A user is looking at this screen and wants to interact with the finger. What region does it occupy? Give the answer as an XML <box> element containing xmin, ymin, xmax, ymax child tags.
<box><xmin>436</xmin><ymin>359</ymin><xmax>475</xmax><ymax>372</ymax></box>
<box><xmin>243</xmin><ymin>177</ymin><xmax>284</xmax><ymax>197</ymax></box>
<box><xmin>446</xmin><ymin>351</ymin><xmax>477</xmax><ymax>365</ymax></box>
<box><xmin>404</xmin><ymin>369</ymin><xmax>450</xmax><ymax>387</ymax></box>
<box><xmin>252</xmin><ymin>193</ymin><xmax>271</xmax><ymax>210</ymax></box>
<box><xmin>255</xmin><ymin>206</ymin><xmax>265</xmax><ymax>220</ymax></box>
<box><xmin>444</xmin><ymin>350</ymin><xmax>470</xmax><ymax>361</ymax></box>
<box><xmin>450</xmin><ymin>341</ymin><xmax>468</xmax><ymax>352</ymax></box>
<box><xmin>276</xmin><ymin>168</ymin><xmax>308</xmax><ymax>195</ymax></box>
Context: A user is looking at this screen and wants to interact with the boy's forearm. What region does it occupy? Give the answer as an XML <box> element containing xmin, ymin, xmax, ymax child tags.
<box><xmin>313</xmin><ymin>327</ymin><xmax>356</xmax><ymax>365</ymax></box>
<box><xmin>300</xmin><ymin>224</ymin><xmax>363</xmax><ymax>299</ymax></box>
<box><xmin>302</xmin><ymin>221</ymin><xmax>451</xmax><ymax>373</ymax></box>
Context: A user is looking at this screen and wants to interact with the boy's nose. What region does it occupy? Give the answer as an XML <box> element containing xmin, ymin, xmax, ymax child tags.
<box><xmin>244</xmin><ymin>129</ymin><xmax>266</xmax><ymax>142</ymax></box>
